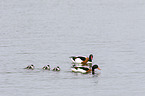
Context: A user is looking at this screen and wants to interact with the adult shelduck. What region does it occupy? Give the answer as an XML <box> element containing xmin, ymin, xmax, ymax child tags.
<box><xmin>70</xmin><ymin>54</ymin><xmax>93</xmax><ymax>64</ymax></box>
<box><xmin>71</xmin><ymin>64</ymin><xmax>101</xmax><ymax>74</ymax></box>
<box><xmin>52</xmin><ymin>66</ymin><xmax>60</xmax><ymax>71</ymax></box>
<box><xmin>42</xmin><ymin>65</ymin><xmax>50</xmax><ymax>70</ymax></box>
<box><xmin>24</xmin><ymin>64</ymin><xmax>34</xmax><ymax>70</ymax></box>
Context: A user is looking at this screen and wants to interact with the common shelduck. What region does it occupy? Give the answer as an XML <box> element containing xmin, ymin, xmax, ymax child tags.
<box><xmin>52</xmin><ymin>66</ymin><xmax>60</xmax><ymax>71</ymax></box>
<box><xmin>71</xmin><ymin>64</ymin><xmax>101</xmax><ymax>74</ymax></box>
<box><xmin>42</xmin><ymin>65</ymin><xmax>50</xmax><ymax>70</ymax></box>
<box><xmin>24</xmin><ymin>64</ymin><xmax>34</xmax><ymax>70</ymax></box>
<box><xmin>70</xmin><ymin>54</ymin><xmax>93</xmax><ymax>64</ymax></box>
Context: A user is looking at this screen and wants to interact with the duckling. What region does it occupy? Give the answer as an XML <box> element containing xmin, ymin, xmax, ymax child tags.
<box><xmin>42</xmin><ymin>65</ymin><xmax>50</xmax><ymax>70</ymax></box>
<box><xmin>52</xmin><ymin>66</ymin><xmax>60</xmax><ymax>71</ymax></box>
<box><xmin>24</xmin><ymin>64</ymin><xmax>34</xmax><ymax>70</ymax></box>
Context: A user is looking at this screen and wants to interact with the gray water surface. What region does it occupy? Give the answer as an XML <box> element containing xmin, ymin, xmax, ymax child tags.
<box><xmin>0</xmin><ymin>0</ymin><xmax>145</xmax><ymax>96</ymax></box>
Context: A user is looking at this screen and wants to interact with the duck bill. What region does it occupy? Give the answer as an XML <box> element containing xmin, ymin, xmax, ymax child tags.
<box><xmin>97</xmin><ymin>67</ymin><xmax>101</xmax><ymax>70</ymax></box>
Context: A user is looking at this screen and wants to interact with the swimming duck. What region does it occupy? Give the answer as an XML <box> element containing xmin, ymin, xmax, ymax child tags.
<box><xmin>52</xmin><ymin>66</ymin><xmax>60</xmax><ymax>71</ymax></box>
<box><xmin>71</xmin><ymin>64</ymin><xmax>101</xmax><ymax>74</ymax></box>
<box><xmin>42</xmin><ymin>65</ymin><xmax>50</xmax><ymax>70</ymax></box>
<box><xmin>24</xmin><ymin>64</ymin><xmax>34</xmax><ymax>70</ymax></box>
<box><xmin>70</xmin><ymin>54</ymin><xmax>93</xmax><ymax>64</ymax></box>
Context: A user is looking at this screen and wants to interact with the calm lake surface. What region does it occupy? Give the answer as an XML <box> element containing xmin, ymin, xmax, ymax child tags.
<box><xmin>0</xmin><ymin>0</ymin><xmax>145</xmax><ymax>96</ymax></box>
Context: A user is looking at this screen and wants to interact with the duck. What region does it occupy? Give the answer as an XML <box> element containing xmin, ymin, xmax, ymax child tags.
<box><xmin>71</xmin><ymin>64</ymin><xmax>101</xmax><ymax>74</ymax></box>
<box><xmin>24</xmin><ymin>64</ymin><xmax>34</xmax><ymax>70</ymax></box>
<box><xmin>42</xmin><ymin>65</ymin><xmax>50</xmax><ymax>70</ymax></box>
<box><xmin>70</xmin><ymin>54</ymin><xmax>93</xmax><ymax>64</ymax></box>
<box><xmin>52</xmin><ymin>66</ymin><xmax>60</xmax><ymax>71</ymax></box>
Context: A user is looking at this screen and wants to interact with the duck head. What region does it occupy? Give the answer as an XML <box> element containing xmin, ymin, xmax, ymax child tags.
<box><xmin>89</xmin><ymin>54</ymin><xmax>93</xmax><ymax>62</ymax></box>
<box><xmin>55</xmin><ymin>66</ymin><xmax>60</xmax><ymax>71</ymax></box>
<box><xmin>92</xmin><ymin>64</ymin><xmax>101</xmax><ymax>74</ymax></box>
<box><xmin>30</xmin><ymin>64</ymin><xmax>34</xmax><ymax>69</ymax></box>
<box><xmin>31</xmin><ymin>64</ymin><xmax>34</xmax><ymax>66</ymax></box>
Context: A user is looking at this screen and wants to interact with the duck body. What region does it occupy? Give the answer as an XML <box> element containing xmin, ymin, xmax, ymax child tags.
<box><xmin>70</xmin><ymin>54</ymin><xmax>93</xmax><ymax>64</ymax></box>
<box><xmin>24</xmin><ymin>64</ymin><xmax>34</xmax><ymax>70</ymax></box>
<box><xmin>71</xmin><ymin>64</ymin><xmax>101</xmax><ymax>74</ymax></box>
<box><xmin>42</xmin><ymin>65</ymin><xmax>50</xmax><ymax>70</ymax></box>
<box><xmin>71</xmin><ymin>66</ymin><xmax>90</xmax><ymax>73</ymax></box>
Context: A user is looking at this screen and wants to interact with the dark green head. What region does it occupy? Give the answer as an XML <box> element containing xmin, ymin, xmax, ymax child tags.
<box><xmin>92</xmin><ymin>64</ymin><xmax>101</xmax><ymax>75</ymax></box>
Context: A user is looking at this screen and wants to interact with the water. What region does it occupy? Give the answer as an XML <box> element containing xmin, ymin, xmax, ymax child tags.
<box><xmin>0</xmin><ymin>0</ymin><xmax>145</xmax><ymax>96</ymax></box>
